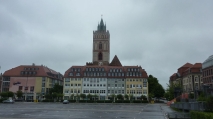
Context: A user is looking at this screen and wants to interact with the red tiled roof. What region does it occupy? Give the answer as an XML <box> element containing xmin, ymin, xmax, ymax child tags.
<box><xmin>64</xmin><ymin>65</ymin><xmax>148</xmax><ymax>78</ymax></box>
<box><xmin>110</xmin><ymin>55</ymin><xmax>122</xmax><ymax>66</ymax></box>
<box><xmin>182</xmin><ymin>63</ymin><xmax>202</xmax><ymax>76</ymax></box>
<box><xmin>3</xmin><ymin>65</ymin><xmax>63</xmax><ymax>80</ymax></box>
<box><xmin>179</xmin><ymin>63</ymin><xmax>193</xmax><ymax>69</ymax></box>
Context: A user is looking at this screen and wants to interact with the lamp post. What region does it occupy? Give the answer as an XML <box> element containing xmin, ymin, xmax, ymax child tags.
<box><xmin>25</xmin><ymin>76</ymin><xmax>28</xmax><ymax>101</ymax></box>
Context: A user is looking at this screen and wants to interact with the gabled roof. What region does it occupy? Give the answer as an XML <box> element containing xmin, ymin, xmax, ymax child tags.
<box><xmin>109</xmin><ymin>55</ymin><xmax>122</xmax><ymax>66</ymax></box>
<box><xmin>3</xmin><ymin>65</ymin><xmax>63</xmax><ymax>80</ymax></box>
<box><xmin>179</xmin><ymin>63</ymin><xmax>193</xmax><ymax>69</ymax></box>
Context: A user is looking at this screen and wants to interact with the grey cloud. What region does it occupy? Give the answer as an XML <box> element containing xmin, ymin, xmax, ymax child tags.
<box><xmin>1</xmin><ymin>0</ymin><xmax>213</xmax><ymax>89</ymax></box>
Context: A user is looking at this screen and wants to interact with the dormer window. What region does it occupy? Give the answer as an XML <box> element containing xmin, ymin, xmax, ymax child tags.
<box><xmin>76</xmin><ymin>73</ymin><xmax>80</xmax><ymax>76</ymax></box>
<box><xmin>69</xmin><ymin>73</ymin><xmax>73</xmax><ymax>76</ymax></box>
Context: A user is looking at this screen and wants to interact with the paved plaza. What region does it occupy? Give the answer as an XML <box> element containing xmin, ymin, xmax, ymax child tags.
<box><xmin>0</xmin><ymin>102</ymin><xmax>175</xmax><ymax>119</ymax></box>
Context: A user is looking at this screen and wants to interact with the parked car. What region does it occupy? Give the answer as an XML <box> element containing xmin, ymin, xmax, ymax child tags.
<box><xmin>63</xmin><ymin>100</ymin><xmax>69</xmax><ymax>104</ymax></box>
<box><xmin>3</xmin><ymin>99</ymin><xmax>14</xmax><ymax>104</ymax></box>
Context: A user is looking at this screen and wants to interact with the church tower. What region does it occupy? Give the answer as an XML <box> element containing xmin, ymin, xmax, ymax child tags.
<box><xmin>92</xmin><ymin>18</ymin><xmax>110</xmax><ymax>66</ymax></box>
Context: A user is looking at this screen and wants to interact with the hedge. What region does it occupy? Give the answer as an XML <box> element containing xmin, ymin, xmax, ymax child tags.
<box><xmin>42</xmin><ymin>99</ymin><xmax>54</xmax><ymax>102</ymax></box>
<box><xmin>68</xmin><ymin>100</ymin><xmax>76</xmax><ymax>103</ymax></box>
<box><xmin>190</xmin><ymin>111</ymin><xmax>213</xmax><ymax>119</ymax></box>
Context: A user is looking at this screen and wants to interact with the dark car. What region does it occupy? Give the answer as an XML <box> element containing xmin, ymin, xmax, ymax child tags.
<box><xmin>63</xmin><ymin>100</ymin><xmax>69</xmax><ymax>104</ymax></box>
<box><xmin>3</xmin><ymin>99</ymin><xmax>14</xmax><ymax>104</ymax></box>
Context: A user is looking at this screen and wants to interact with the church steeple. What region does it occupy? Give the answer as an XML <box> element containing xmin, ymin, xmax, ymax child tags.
<box><xmin>92</xmin><ymin>17</ymin><xmax>110</xmax><ymax>66</ymax></box>
<box><xmin>97</xmin><ymin>18</ymin><xmax>106</xmax><ymax>31</ymax></box>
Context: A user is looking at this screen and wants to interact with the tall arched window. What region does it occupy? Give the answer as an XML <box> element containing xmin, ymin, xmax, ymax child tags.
<box><xmin>99</xmin><ymin>42</ymin><xmax>102</xmax><ymax>49</ymax></box>
<box><xmin>98</xmin><ymin>52</ymin><xmax>103</xmax><ymax>60</ymax></box>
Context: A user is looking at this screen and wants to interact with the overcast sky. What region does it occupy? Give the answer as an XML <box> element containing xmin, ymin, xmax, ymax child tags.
<box><xmin>0</xmin><ymin>0</ymin><xmax>213</xmax><ymax>89</ymax></box>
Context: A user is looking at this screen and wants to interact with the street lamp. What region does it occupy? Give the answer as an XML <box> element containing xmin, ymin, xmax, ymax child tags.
<box><xmin>25</xmin><ymin>75</ymin><xmax>28</xmax><ymax>101</ymax></box>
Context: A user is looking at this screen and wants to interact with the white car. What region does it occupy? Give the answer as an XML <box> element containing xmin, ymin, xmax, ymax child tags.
<box><xmin>63</xmin><ymin>100</ymin><xmax>69</xmax><ymax>104</ymax></box>
<box><xmin>3</xmin><ymin>99</ymin><xmax>14</xmax><ymax>104</ymax></box>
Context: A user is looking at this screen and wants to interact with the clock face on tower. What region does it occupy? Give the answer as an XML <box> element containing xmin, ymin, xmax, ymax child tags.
<box><xmin>98</xmin><ymin>62</ymin><xmax>103</xmax><ymax>66</ymax></box>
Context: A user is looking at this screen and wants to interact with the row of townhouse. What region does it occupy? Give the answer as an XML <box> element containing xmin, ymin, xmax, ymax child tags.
<box><xmin>63</xmin><ymin>64</ymin><xmax>148</xmax><ymax>100</ymax></box>
<box><xmin>169</xmin><ymin>55</ymin><xmax>213</xmax><ymax>97</ymax></box>
<box><xmin>1</xmin><ymin>64</ymin><xmax>63</xmax><ymax>101</ymax></box>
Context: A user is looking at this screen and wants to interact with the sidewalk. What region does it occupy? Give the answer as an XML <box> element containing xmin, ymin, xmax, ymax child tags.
<box><xmin>160</xmin><ymin>104</ymin><xmax>190</xmax><ymax>119</ymax></box>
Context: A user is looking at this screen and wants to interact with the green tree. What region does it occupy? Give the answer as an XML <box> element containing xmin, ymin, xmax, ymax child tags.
<box><xmin>45</xmin><ymin>94</ymin><xmax>51</xmax><ymax>99</ymax></box>
<box><xmin>52</xmin><ymin>92</ymin><xmax>57</xmax><ymax>99</ymax></box>
<box><xmin>80</xmin><ymin>94</ymin><xmax>86</xmax><ymax>100</ymax></box>
<box><xmin>49</xmin><ymin>83</ymin><xmax>63</xmax><ymax>94</ymax></box>
<box><xmin>111</xmin><ymin>94</ymin><xmax>116</xmax><ymax>102</ymax></box>
<box><xmin>70</xmin><ymin>94</ymin><xmax>74</xmax><ymax>100</ymax></box>
<box><xmin>141</xmin><ymin>95</ymin><xmax>147</xmax><ymax>100</ymax></box>
<box><xmin>7</xmin><ymin>91</ymin><xmax>14</xmax><ymax>97</ymax></box>
<box><xmin>16</xmin><ymin>90</ymin><xmax>23</xmax><ymax>99</ymax></box>
<box><xmin>87</xmin><ymin>94</ymin><xmax>92</xmax><ymax>100</ymax></box>
<box><xmin>93</xmin><ymin>94</ymin><xmax>98</xmax><ymax>101</ymax></box>
<box><xmin>206</xmin><ymin>96</ymin><xmax>213</xmax><ymax>112</ymax></box>
<box><xmin>117</xmin><ymin>94</ymin><xmax>123</xmax><ymax>100</ymax></box>
<box><xmin>0</xmin><ymin>92</ymin><xmax>8</xmax><ymax>98</ymax></box>
<box><xmin>165</xmin><ymin>83</ymin><xmax>182</xmax><ymax>100</ymax></box>
<box><xmin>189</xmin><ymin>92</ymin><xmax>194</xmax><ymax>99</ymax></box>
<box><xmin>154</xmin><ymin>84</ymin><xmax>165</xmax><ymax>98</ymax></box>
<box><xmin>129</xmin><ymin>94</ymin><xmax>134</xmax><ymax>100</ymax></box>
<box><xmin>148</xmin><ymin>75</ymin><xmax>165</xmax><ymax>98</ymax></box>
<box><xmin>124</xmin><ymin>94</ymin><xmax>129</xmax><ymax>100</ymax></box>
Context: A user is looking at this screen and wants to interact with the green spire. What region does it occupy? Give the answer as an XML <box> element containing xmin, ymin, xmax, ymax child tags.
<box><xmin>97</xmin><ymin>18</ymin><xmax>106</xmax><ymax>31</ymax></box>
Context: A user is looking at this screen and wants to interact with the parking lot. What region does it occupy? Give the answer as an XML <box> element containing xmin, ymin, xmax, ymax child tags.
<box><xmin>0</xmin><ymin>102</ymin><xmax>172</xmax><ymax>119</ymax></box>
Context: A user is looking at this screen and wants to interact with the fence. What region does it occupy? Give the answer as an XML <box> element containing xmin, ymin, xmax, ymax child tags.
<box><xmin>170</xmin><ymin>102</ymin><xmax>206</xmax><ymax>111</ymax></box>
<box><xmin>167</xmin><ymin>112</ymin><xmax>191</xmax><ymax>119</ymax></box>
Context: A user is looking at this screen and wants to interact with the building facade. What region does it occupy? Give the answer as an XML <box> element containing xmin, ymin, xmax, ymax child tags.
<box><xmin>2</xmin><ymin>64</ymin><xmax>63</xmax><ymax>101</ymax></box>
<box><xmin>0</xmin><ymin>73</ymin><xmax>2</xmax><ymax>93</ymax></box>
<box><xmin>64</xmin><ymin>18</ymin><xmax>149</xmax><ymax>100</ymax></box>
<box><xmin>169</xmin><ymin>63</ymin><xmax>203</xmax><ymax>98</ymax></box>
<box><xmin>202</xmin><ymin>55</ymin><xmax>213</xmax><ymax>87</ymax></box>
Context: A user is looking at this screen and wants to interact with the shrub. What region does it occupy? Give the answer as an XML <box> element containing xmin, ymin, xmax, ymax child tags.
<box><xmin>133</xmin><ymin>100</ymin><xmax>141</xmax><ymax>103</ymax></box>
<box><xmin>115</xmin><ymin>100</ymin><xmax>123</xmax><ymax>103</ymax></box>
<box><xmin>42</xmin><ymin>99</ymin><xmax>54</xmax><ymax>102</ymax></box>
<box><xmin>142</xmin><ymin>100</ymin><xmax>149</xmax><ymax>103</ymax></box>
<box><xmin>79</xmin><ymin>100</ymin><xmax>87</xmax><ymax>103</ymax></box>
<box><xmin>68</xmin><ymin>100</ymin><xmax>76</xmax><ymax>103</ymax></box>
<box><xmin>123</xmin><ymin>100</ymin><xmax>130</xmax><ymax>103</ymax></box>
<box><xmin>190</xmin><ymin>111</ymin><xmax>213</xmax><ymax>119</ymax></box>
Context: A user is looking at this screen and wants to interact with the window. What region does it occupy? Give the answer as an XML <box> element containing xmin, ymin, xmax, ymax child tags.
<box><xmin>99</xmin><ymin>42</ymin><xmax>102</xmax><ymax>49</ymax></box>
<box><xmin>143</xmin><ymin>82</ymin><xmax>147</xmax><ymax>87</ymax></box>
<box><xmin>98</xmin><ymin>52</ymin><xmax>103</xmax><ymax>60</ymax></box>
<box><xmin>19</xmin><ymin>86</ymin><xmax>23</xmax><ymax>90</ymax></box>
<box><xmin>69</xmin><ymin>73</ymin><xmax>73</xmax><ymax>76</ymax></box>
<box><xmin>65</xmin><ymin>78</ymin><xmax>70</xmax><ymax>82</ymax></box>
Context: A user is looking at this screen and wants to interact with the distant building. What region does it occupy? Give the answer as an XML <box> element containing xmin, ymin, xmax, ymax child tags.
<box><xmin>202</xmin><ymin>55</ymin><xmax>213</xmax><ymax>87</ymax></box>
<box><xmin>63</xmin><ymin>18</ymin><xmax>149</xmax><ymax>100</ymax></box>
<box><xmin>2</xmin><ymin>64</ymin><xmax>63</xmax><ymax>101</ymax></box>
<box><xmin>169</xmin><ymin>63</ymin><xmax>202</xmax><ymax>96</ymax></box>
<box><xmin>182</xmin><ymin>63</ymin><xmax>202</xmax><ymax>93</ymax></box>
<box><xmin>0</xmin><ymin>73</ymin><xmax>2</xmax><ymax>93</ymax></box>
